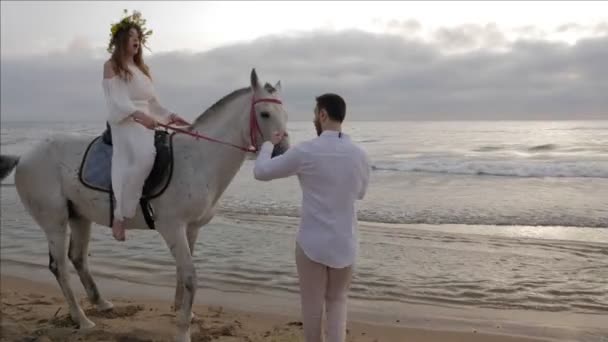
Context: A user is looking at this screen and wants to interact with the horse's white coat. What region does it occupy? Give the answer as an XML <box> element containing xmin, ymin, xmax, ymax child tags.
<box><xmin>0</xmin><ymin>69</ymin><xmax>289</xmax><ymax>342</ymax></box>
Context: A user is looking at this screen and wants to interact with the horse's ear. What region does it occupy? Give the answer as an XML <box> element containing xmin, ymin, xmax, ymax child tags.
<box><xmin>250</xmin><ymin>68</ymin><xmax>260</xmax><ymax>90</ymax></box>
<box><xmin>275</xmin><ymin>80</ymin><xmax>282</xmax><ymax>92</ymax></box>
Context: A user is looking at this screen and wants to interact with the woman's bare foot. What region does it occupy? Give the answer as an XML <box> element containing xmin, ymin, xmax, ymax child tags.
<box><xmin>112</xmin><ymin>219</ymin><xmax>126</xmax><ymax>241</ymax></box>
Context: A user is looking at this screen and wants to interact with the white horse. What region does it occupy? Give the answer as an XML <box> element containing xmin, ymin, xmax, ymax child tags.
<box><xmin>0</xmin><ymin>69</ymin><xmax>290</xmax><ymax>342</ymax></box>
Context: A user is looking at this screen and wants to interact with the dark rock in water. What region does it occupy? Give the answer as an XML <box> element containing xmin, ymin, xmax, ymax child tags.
<box><xmin>528</xmin><ymin>144</ymin><xmax>557</xmax><ymax>151</ymax></box>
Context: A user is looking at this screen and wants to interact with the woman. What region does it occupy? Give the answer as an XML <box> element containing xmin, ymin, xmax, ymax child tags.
<box><xmin>103</xmin><ymin>10</ymin><xmax>189</xmax><ymax>241</ymax></box>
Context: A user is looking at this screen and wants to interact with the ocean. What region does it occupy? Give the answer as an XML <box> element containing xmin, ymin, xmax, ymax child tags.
<box><xmin>1</xmin><ymin>120</ymin><xmax>607</xmax><ymax>326</ymax></box>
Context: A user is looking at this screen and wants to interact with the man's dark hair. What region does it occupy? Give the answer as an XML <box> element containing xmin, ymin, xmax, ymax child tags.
<box><xmin>316</xmin><ymin>93</ymin><xmax>346</xmax><ymax>123</ymax></box>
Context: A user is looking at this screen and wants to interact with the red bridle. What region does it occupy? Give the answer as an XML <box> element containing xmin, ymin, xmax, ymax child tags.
<box><xmin>157</xmin><ymin>95</ymin><xmax>283</xmax><ymax>153</ymax></box>
<box><xmin>249</xmin><ymin>97</ymin><xmax>283</xmax><ymax>151</ymax></box>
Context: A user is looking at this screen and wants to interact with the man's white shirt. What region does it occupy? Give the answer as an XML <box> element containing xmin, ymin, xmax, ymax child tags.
<box><xmin>254</xmin><ymin>130</ymin><xmax>371</xmax><ymax>269</ymax></box>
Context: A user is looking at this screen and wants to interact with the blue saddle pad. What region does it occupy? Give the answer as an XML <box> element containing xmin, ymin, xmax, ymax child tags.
<box><xmin>80</xmin><ymin>136</ymin><xmax>113</xmax><ymax>192</ymax></box>
<box><xmin>78</xmin><ymin>129</ymin><xmax>173</xmax><ymax>230</ymax></box>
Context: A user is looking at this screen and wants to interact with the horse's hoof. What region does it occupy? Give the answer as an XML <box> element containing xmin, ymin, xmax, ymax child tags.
<box><xmin>96</xmin><ymin>299</ymin><xmax>114</xmax><ymax>311</ymax></box>
<box><xmin>79</xmin><ymin>318</ymin><xmax>96</xmax><ymax>330</ymax></box>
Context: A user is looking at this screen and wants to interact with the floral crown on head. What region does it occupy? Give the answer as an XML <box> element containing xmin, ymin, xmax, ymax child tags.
<box><xmin>107</xmin><ymin>9</ymin><xmax>153</xmax><ymax>53</ymax></box>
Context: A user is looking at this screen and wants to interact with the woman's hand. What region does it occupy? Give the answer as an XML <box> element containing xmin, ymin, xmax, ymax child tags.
<box><xmin>132</xmin><ymin>111</ymin><xmax>158</xmax><ymax>130</ymax></box>
<box><xmin>168</xmin><ymin>113</ymin><xmax>190</xmax><ymax>126</ymax></box>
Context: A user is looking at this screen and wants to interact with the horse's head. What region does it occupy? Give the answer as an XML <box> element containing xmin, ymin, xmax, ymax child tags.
<box><xmin>249</xmin><ymin>68</ymin><xmax>290</xmax><ymax>158</ymax></box>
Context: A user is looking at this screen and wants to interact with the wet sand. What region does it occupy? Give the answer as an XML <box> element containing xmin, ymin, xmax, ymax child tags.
<box><xmin>0</xmin><ymin>274</ymin><xmax>562</xmax><ymax>342</ymax></box>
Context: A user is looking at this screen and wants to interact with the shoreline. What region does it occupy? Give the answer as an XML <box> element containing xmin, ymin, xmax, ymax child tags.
<box><xmin>2</xmin><ymin>268</ymin><xmax>605</xmax><ymax>342</ymax></box>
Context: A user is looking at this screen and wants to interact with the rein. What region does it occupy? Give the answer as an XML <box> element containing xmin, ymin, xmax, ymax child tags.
<box><xmin>157</xmin><ymin>96</ymin><xmax>282</xmax><ymax>153</ymax></box>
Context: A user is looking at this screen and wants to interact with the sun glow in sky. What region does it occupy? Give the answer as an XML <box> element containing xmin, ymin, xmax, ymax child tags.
<box><xmin>2</xmin><ymin>1</ymin><xmax>607</xmax><ymax>56</ymax></box>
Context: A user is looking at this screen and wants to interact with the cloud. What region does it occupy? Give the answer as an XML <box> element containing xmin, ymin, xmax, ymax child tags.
<box><xmin>595</xmin><ymin>22</ymin><xmax>608</xmax><ymax>35</ymax></box>
<box><xmin>66</xmin><ymin>36</ymin><xmax>95</xmax><ymax>55</ymax></box>
<box><xmin>556</xmin><ymin>23</ymin><xmax>585</xmax><ymax>33</ymax></box>
<box><xmin>553</xmin><ymin>22</ymin><xmax>608</xmax><ymax>41</ymax></box>
<box><xmin>513</xmin><ymin>25</ymin><xmax>549</xmax><ymax>40</ymax></box>
<box><xmin>1</xmin><ymin>30</ymin><xmax>607</xmax><ymax>122</ymax></box>
<box><xmin>433</xmin><ymin>23</ymin><xmax>507</xmax><ymax>51</ymax></box>
<box><xmin>386</xmin><ymin>19</ymin><xmax>422</xmax><ymax>35</ymax></box>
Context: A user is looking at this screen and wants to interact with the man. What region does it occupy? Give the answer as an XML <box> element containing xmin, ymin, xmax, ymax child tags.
<box><xmin>254</xmin><ymin>93</ymin><xmax>371</xmax><ymax>342</ymax></box>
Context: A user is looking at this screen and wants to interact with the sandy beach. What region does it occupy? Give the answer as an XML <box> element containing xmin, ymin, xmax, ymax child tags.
<box><xmin>1</xmin><ymin>274</ymin><xmax>570</xmax><ymax>342</ymax></box>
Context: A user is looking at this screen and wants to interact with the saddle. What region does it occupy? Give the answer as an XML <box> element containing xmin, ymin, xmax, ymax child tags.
<box><xmin>79</xmin><ymin>122</ymin><xmax>174</xmax><ymax>229</ymax></box>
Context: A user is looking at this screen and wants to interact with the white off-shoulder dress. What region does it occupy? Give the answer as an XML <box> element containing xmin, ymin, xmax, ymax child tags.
<box><xmin>102</xmin><ymin>64</ymin><xmax>171</xmax><ymax>221</ymax></box>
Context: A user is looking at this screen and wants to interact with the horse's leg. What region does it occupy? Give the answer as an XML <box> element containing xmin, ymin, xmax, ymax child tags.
<box><xmin>68</xmin><ymin>216</ymin><xmax>113</xmax><ymax>311</ymax></box>
<box><xmin>13</xmin><ymin>138</ymin><xmax>94</xmax><ymax>329</ymax></box>
<box><xmin>45</xmin><ymin>222</ymin><xmax>96</xmax><ymax>329</ymax></box>
<box><xmin>174</xmin><ymin>224</ymin><xmax>201</xmax><ymax>313</ymax></box>
<box><xmin>158</xmin><ymin>222</ymin><xmax>196</xmax><ymax>342</ymax></box>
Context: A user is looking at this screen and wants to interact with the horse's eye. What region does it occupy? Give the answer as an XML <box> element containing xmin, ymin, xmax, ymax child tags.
<box><xmin>261</xmin><ymin>112</ymin><xmax>270</xmax><ymax>119</ymax></box>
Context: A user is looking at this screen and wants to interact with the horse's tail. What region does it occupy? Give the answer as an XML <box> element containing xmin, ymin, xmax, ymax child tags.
<box><xmin>0</xmin><ymin>155</ymin><xmax>20</xmax><ymax>181</ymax></box>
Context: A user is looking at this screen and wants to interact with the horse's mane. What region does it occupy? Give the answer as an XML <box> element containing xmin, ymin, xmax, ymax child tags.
<box><xmin>190</xmin><ymin>83</ymin><xmax>278</xmax><ymax>128</ymax></box>
<box><xmin>190</xmin><ymin>87</ymin><xmax>251</xmax><ymax>127</ymax></box>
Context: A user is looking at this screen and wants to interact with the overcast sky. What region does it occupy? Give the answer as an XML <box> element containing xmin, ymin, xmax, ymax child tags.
<box><xmin>1</xmin><ymin>1</ymin><xmax>607</xmax><ymax>121</ymax></box>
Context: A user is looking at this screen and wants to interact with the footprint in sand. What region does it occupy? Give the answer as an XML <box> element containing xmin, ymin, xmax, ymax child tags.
<box><xmin>49</xmin><ymin>315</ymin><xmax>78</xmax><ymax>328</ymax></box>
<box><xmin>81</xmin><ymin>330</ymin><xmax>155</xmax><ymax>342</ymax></box>
<box><xmin>192</xmin><ymin>322</ymin><xmax>237</xmax><ymax>341</ymax></box>
<box><xmin>47</xmin><ymin>305</ymin><xmax>143</xmax><ymax>329</ymax></box>
<box><xmin>85</xmin><ymin>304</ymin><xmax>144</xmax><ymax>319</ymax></box>
<box><xmin>28</xmin><ymin>299</ymin><xmax>54</xmax><ymax>305</ymax></box>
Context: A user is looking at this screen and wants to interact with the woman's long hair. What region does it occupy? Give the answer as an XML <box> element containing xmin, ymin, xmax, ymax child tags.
<box><xmin>109</xmin><ymin>24</ymin><xmax>152</xmax><ymax>81</ymax></box>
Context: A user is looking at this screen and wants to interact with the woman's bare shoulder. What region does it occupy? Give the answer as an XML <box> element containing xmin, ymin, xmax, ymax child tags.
<box><xmin>103</xmin><ymin>60</ymin><xmax>116</xmax><ymax>79</ymax></box>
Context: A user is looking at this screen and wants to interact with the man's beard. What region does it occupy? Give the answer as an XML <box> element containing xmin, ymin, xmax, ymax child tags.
<box><xmin>314</xmin><ymin>118</ymin><xmax>322</xmax><ymax>136</ymax></box>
